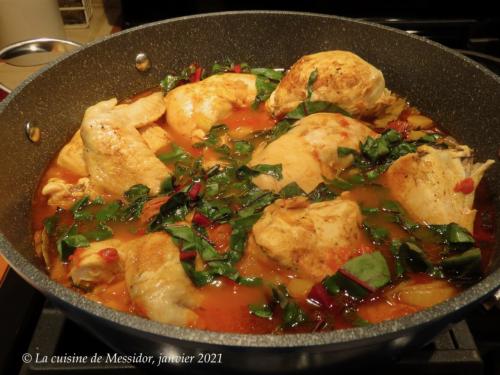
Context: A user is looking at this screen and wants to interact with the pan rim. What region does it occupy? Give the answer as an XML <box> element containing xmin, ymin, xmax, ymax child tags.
<box><xmin>0</xmin><ymin>10</ymin><xmax>499</xmax><ymax>348</ymax></box>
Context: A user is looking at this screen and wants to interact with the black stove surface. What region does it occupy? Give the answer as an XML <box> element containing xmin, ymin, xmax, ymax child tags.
<box><xmin>1</xmin><ymin>269</ymin><xmax>499</xmax><ymax>375</ymax></box>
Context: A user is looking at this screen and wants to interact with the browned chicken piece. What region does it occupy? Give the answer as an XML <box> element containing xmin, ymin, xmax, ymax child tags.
<box><xmin>384</xmin><ymin>144</ymin><xmax>494</xmax><ymax>231</ymax></box>
<box><xmin>125</xmin><ymin>232</ymin><xmax>202</xmax><ymax>326</ymax></box>
<box><xmin>69</xmin><ymin>239</ymin><xmax>125</xmax><ymax>287</ymax></box>
<box><xmin>81</xmin><ymin>92</ymin><xmax>170</xmax><ymax>197</ymax></box>
<box><xmin>249</xmin><ymin>113</ymin><xmax>377</xmax><ymax>193</ymax></box>
<box><xmin>139</xmin><ymin>124</ymin><xmax>171</xmax><ymax>153</ymax></box>
<box><xmin>57</xmin><ymin>130</ymin><xmax>88</xmax><ymax>177</ymax></box>
<box><xmin>266</xmin><ymin>50</ymin><xmax>394</xmax><ymax>118</ymax></box>
<box><xmin>41</xmin><ymin>177</ymin><xmax>91</xmax><ymax>209</ymax></box>
<box><xmin>164</xmin><ymin>73</ymin><xmax>256</xmax><ymax>142</ymax></box>
<box><xmin>250</xmin><ymin>196</ymin><xmax>364</xmax><ymax>282</ymax></box>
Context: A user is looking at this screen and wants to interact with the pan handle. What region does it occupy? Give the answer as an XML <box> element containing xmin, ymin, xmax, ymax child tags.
<box><xmin>0</xmin><ymin>37</ymin><xmax>82</xmax><ymax>94</ymax></box>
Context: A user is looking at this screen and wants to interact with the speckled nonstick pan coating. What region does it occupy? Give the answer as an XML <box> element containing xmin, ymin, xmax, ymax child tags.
<box><xmin>0</xmin><ymin>11</ymin><xmax>499</xmax><ymax>373</ymax></box>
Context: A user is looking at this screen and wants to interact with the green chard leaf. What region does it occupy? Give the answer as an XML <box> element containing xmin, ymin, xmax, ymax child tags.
<box><xmin>95</xmin><ymin>201</ymin><xmax>121</xmax><ymax>223</ymax></box>
<box><xmin>248</xmin><ymin>303</ymin><xmax>273</xmax><ymax>319</ymax></box>
<box><xmin>164</xmin><ymin>224</ymin><xmax>222</xmax><ymax>261</ymax></box>
<box><xmin>398</xmin><ymin>241</ymin><xmax>442</xmax><ymax>277</ymax></box>
<box><xmin>84</xmin><ymin>223</ymin><xmax>113</xmax><ymax>242</ymax></box>
<box><xmin>363</xmin><ymin>222</ymin><xmax>389</xmax><ymax>244</ymax></box>
<box><xmin>279</xmin><ymin>182</ymin><xmax>306</xmax><ymax>199</ymax></box>
<box><xmin>120</xmin><ymin>184</ymin><xmax>151</xmax><ymax>222</ymax></box>
<box><xmin>441</xmin><ymin>248</ymin><xmax>482</xmax><ymax>282</ymax></box>
<box><xmin>56</xmin><ymin>225</ymin><xmax>89</xmax><ymax>261</ymax></box>
<box><xmin>390</xmin><ymin>240</ymin><xmax>405</xmax><ymax>278</ymax></box>
<box><xmin>43</xmin><ymin>214</ymin><xmax>60</xmax><ymax>235</ymax></box>
<box><xmin>158</xmin><ymin>144</ymin><xmax>190</xmax><ymax>164</ymax></box>
<box><xmin>306</xmin><ymin>68</ymin><xmax>318</xmax><ymax>99</ymax></box>
<box><xmin>71</xmin><ymin>196</ymin><xmax>93</xmax><ymax>221</ymax></box>
<box><xmin>322</xmin><ymin>252</ymin><xmax>390</xmax><ymax>299</ymax></box>
<box><xmin>270</xmin><ymin>284</ymin><xmax>308</xmax><ymax>328</ymax></box>
<box><xmin>148</xmin><ymin>192</ymin><xmax>189</xmax><ymax>231</ymax></box>
<box><xmin>307</xmin><ymin>182</ymin><xmax>337</xmax><ymax>202</ymax></box>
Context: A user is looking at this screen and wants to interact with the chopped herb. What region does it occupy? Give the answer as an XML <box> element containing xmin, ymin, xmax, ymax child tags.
<box><xmin>42</xmin><ymin>214</ymin><xmax>59</xmax><ymax>235</ymax></box>
<box><xmin>160</xmin><ymin>176</ymin><xmax>175</xmax><ymax>194</ymax></box>
<box><xmin>84</xmin><ymin>223</ymin><xmax>113</xmax><ymax>242</ymax></box>
<box><xmin>306</xmin><ymin>69</ymin><xmax>318</xmax><ymax>99</ymax></box>
<box><xmin>279</xmin><ymin>182</ymin><xmax>306</xmax><ymax>198</ymax></box>
<box><xmin>148</xmin><ymin>192</ymin><xmax>189</xmax><ymax>231</ymax></box>
<box><xmin>250</xmin><ymin>68</ymin><xmax>284</xmax><ymax>108</ymax></box>
<box><xmin>164</xmin><ymin>224</ymin><xmax>222</xmax><ymax>261</ymax></box>
<box><xmin>250</xmin><ymin>68</ymin><xmax>284</xmax><ymax>81</ymax></box>
<box><xmin>307</xmin><ymin>182</ymin><xmax>336</xmax><ymax>202</ymax></box>
<box><xmin>270</xmin><ymin>284</ymin><xmax>308</xmax><ymax>328</ymax></box>
<box><xmin>71</xmin><ymin>196</ymin><xmax>93</xmax><ymax>221</ymax></box>
<box><xmin>398</xmin><ymin>242</ymin><xmax>440</xmax><ymax>276</ymax></box>
<box><xmin>363</xmin><ymin>222</ymin><xmax>389</xmax><ymax>244</ymax></box>
<box><xmin>340</xmin><ymin>251</ymin><xmax>391</xmax><ymax>290</ymax></box>
<box><xmin>249</xmin><ymin>303</ymin><xmax>273</xmax><ymax>319</ymax></box>
<box><xmin>441</xmin><ymin>248</ymin><xmax>482</xmax><ymax>282</ymax></box>
<box><xmin>234</xmin><ymin>140</ymin><xmax>253</xmax><ymax>155</ymax></box>
<box><xmin>235</xmin><ymin>164</ymin><xmax>283</xmax><ymax>181</ymax></box>
<box><xmin>197</xmin><ymin>200</ymin><xmax>232</xmax><ymax>223</ymax></box>
<box><xmin>330</xmin><ymin>178</ymin><xmax>354</xmax><ymax>191</ymax></box>
<box><xmin>158</xmin><ymin>144</ymin><xmax>190</xmax><ymax>164</ymax></box>
<box><xmin>227</xmin><ymin>213</ymin><xmax>262</xmax><ymax>264</ymax></box>
<box><xmin>390</xmin><ymin>240</ymin><xmax>405</xmax><ymax>278</ymax></box>
<box><xmin>56</xmin><ymin>225</ymin><xmax>89</xmax><ymax>261</ymax></box>
<box><xmin>95</xmin><ymin>201</ymin><xmax>121</xmax><ymax>223</ymax></box>
<box><xmin>120</xmin><ymin>184</ymin><xmax>151</xmax><ymax>221</ymax></box>
<box><xmin>337</xmin><ymin>147</ymin><xmax>357</xmax><ymax>157</ymax></box>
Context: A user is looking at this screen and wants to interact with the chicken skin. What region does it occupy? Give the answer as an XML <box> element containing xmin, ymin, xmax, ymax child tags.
<box><xmin>57</xmin><ymin>130</ymin><xmax>88</xmax><ymax>177</ymax></box>
<box><xmin>69</xmin><ymin>239</ymin><xmax>124</xmax><ymax>287</ymax></box>
<box><xmin>164</xmin><ymin>73</ymin><xmax>256</xmax><ymax>141</ymax></box>
<box><xmin>384</xmin><ymin>144</ymin><xmax>494</xmax><ymax>231</ymax></box>
<box><xmin>80</xmin><ymin>92</ymin><xmax>170</xmax><ymax>197</ymax></box>
<box><xmin>124</xmin><ymin>232</ymin><xmax>201</xmax><ymax>326</ymax></box>
<box><xmin>250</xmin><ymin>196</ymin><xmax>364</xmax><ymax>282</ymax></box>
<box><xmin>250</xmin><ymin>113</ymin><xmax>377</xmax><ymax>193</ymax></box>
<box><xmin>267</xmin><ymin>50</ymin><xmax>393</xmax><ymax>118</ymax></box>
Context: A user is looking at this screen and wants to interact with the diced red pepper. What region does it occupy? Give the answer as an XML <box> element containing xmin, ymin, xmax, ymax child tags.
<box><xmin>232</xmin><ymin>64</ymin><xmax>242</xmax><ymax>73</ymax></box>
<box><xmin>179</xmin><ymin>250</ymin><xmax>197</xmax><ymax>261</ymax></box>
<box><xmin>454</xmin><ymin>177</ymin><xmax>475</xmax><ymax>194</ymax></box>
<box><xmin>190</xmin><ymin>66</ymin><xmax>203</xmax><ymax>83</ymax></box>
<box><xmin>387</xmin><ymin>120</ymin><xmax>410</xmax><ymax>139</ymax></box>
<box><xmin>192</xmin><ymin>211</ymin><xmax>211</xmax><ymax>227</ymax></box>
<box><xmin>308</xmin><ymin>283</ymin><xmax>336</xmax><ymax>309</ymax></box>
<box><xmin>98</xmin><ymin>248</ymin><xmax>119</xmax><ymax>263</ymax></box>
<box><xmin>188</xmin><ymin>182</ymin><xmax>202</xmax><ymax>200</ymax></box>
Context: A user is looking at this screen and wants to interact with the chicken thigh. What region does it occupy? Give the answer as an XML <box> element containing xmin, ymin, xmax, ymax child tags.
<box><xmin>250</xmin><ymin>113</ymin><xmax>377</xmax><ymax>193</ymax></box>
<box><xmin>125</xmin><ymin>232</ymin><xmax>201</xmax><ymax>326</ymax></box>
<box><xmin>81</xmin><ymin>92</ymin><xmax>170</xmax><ymax>197</ymax></box>
<box><xmin>164</xmin><ymin>73</ymin><xmax>256</xmax><ymax>141</ymax></box>
<box><xmin>384</xmin><ymin>144</ymin><xmax>494</xmax><ymax>231</ymax></box>
<box><xmin>266</xmin><ymin>50</ymin><xmax>393</xmax><ymax>118</ymax></box>
<box><xmin>250</xmin><ymin>196</ymin><xmax>364</xmax><ymax>282</ymax></box>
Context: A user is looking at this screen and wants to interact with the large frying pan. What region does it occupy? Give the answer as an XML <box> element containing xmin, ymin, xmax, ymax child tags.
<box><xmin>0</xmin><ymin>11</ymin><xmax>499</xmax><ymax>373</ymax></box>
